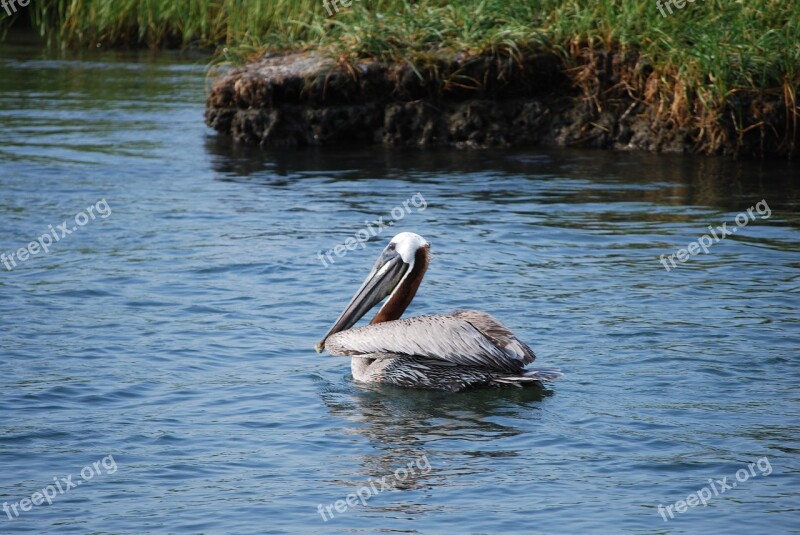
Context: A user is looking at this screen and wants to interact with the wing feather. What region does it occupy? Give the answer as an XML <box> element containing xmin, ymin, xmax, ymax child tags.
<box><xmin>324</xmin><ymin>310</ymin><xmax>535</xmax><ymax>373</ymax></box>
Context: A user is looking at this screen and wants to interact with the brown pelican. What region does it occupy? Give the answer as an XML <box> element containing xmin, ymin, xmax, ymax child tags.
<box><xmin>316</xmin><ymin>232</ymin><xmax>562</xmax><ymax>391</ymax></box>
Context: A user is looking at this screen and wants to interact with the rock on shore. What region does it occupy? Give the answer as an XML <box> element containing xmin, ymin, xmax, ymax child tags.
<box><xmin>205</xmin><ymin>50</ymin><xmax>796</xmax><ymax>159</ymax></box>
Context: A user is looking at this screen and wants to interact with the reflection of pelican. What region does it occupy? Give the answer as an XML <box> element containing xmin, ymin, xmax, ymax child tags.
<box><xmin>316</xmin><ymin>380</ymin><xmax>553</xmax><ymax>491</ymax></box>
<box><xmin>316</xmin><ymin>232</ymin><xmax>561</xmax><ymax>391</ymax></box>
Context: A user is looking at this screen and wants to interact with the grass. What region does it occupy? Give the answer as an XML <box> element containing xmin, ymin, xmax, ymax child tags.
<box><xmin>3</xmin><ymin>0</ymin><xmax>798</xmax><ymax>153</ymax></box>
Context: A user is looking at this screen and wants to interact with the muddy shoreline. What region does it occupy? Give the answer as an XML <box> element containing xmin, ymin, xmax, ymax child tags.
<box><xmin>205</xmin><ymin>51</ymin><xmax>796</xmax><ymax>159</ymax></box>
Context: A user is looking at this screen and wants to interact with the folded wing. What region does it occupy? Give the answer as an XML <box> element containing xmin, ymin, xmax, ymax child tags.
<box><xmin>324</xmin><ymin>310</ymin><xmax>535</xmax><ymax>373</ymax></box>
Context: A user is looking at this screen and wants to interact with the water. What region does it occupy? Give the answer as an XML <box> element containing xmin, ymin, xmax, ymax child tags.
<box><xmin>1</xmin><ymin>33</ymin><xmax>799</xmax><ymax>534</ymax></box>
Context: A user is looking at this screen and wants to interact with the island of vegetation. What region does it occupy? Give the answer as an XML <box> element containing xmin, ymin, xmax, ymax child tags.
<box><xmin>4</xmin><ymin>0</ymin><xmax>798</xmax><ymax>158</ymax></box>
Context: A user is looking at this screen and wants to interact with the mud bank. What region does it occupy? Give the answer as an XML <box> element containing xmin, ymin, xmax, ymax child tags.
<box><xmin>205</xmin><ymin>51</ymin><xmax>796</xmax><ymax>159</ymax></box>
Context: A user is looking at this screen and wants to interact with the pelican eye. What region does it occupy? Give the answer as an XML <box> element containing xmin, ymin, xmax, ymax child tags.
<box><xmin>387</xmin><ymin>243</ymin><xmax>396</xmax><ymax>251</ymax></box>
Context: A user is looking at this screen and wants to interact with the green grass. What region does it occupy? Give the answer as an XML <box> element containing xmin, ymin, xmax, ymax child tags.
<box><xmin>5</xmin><ymin>0</ymin><xmax>797</xmax><ymax>91</ymax></box>
<box><xmin>3</xmin><ymin>0</ymin><xmax>798</xmax><ymax>151</ymax></box>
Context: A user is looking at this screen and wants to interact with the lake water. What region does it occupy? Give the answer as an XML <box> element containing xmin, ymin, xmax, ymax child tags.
<box><xmin>1</xmin><ymin>33</ymin><xmax>799</xmax><ymax>534</ymax></box>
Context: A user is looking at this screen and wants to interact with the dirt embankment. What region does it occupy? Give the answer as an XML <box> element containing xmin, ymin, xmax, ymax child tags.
<box><xmin>205</xmin><ymin>51</ymin><xmax>796</xmax><ymax>159</ymax></box>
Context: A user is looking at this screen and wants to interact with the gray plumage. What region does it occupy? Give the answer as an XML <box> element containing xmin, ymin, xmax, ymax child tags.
<box><xmin>325</xmin><ymin>310</ymin><xmax>561</xmax><ymax>392</ymax></box>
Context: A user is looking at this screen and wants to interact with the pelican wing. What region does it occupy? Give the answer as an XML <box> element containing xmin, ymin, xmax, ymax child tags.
<box><xmin>324</xmin><ymin>310</ymin><xmax>535</xmax><ymax>373</ymax></box>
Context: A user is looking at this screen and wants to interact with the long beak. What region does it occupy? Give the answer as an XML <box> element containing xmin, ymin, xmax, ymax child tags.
<box><xmin>315</xmin><ymin>248</ymin><xmax>408</xmax><ymax>353</ymax></box>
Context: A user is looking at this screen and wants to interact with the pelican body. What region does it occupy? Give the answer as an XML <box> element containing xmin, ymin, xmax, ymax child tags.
<box><xmin>316</xmin><ymin>232</ymin><xmax>561</xmax><ymax>392</ymax></box>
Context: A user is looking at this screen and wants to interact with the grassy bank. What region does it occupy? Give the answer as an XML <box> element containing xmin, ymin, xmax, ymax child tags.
<box><xmin>4</xmin><ymin>0</ymin><xmax>798</xmax><ymax>154</ymax></box>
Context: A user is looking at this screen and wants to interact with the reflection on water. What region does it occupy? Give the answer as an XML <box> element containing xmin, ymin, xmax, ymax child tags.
<box><xmin>316</xmin><ymin>380</ymin><xmax>554</xmax><ymax>519</ymax></box>
<box><xmin>205</xmin><ymin>135</ymin><xmax>799</xmax><ymax>215</ymax></box>
<box><xmin>1</xmin><ymin>30</ymin><xmax>799</xmax><ymax>534</ymax></box>
<box><xmin>326</xmin><ymin>382</ymin><xmax>551</xmax><ymax>441</ymax></box>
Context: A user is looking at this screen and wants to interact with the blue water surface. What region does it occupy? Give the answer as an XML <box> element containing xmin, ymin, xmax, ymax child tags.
<box><xmin>1</xmin><ymin>33</ymin><xmax>799</xmax><ymax>534</ymax></box>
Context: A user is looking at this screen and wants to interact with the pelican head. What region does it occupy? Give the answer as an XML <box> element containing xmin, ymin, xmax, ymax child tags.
<box><xmin>316</xmin><ymin>232</ymin><xmax>430</xmax><ymax>353</ymax></box>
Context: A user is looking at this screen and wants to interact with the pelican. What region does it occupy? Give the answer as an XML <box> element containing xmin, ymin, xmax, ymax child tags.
<box><xmin>316</xmin><ymin>232</ymin><xmax>561</xmax><ymax>391</ymax></box>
